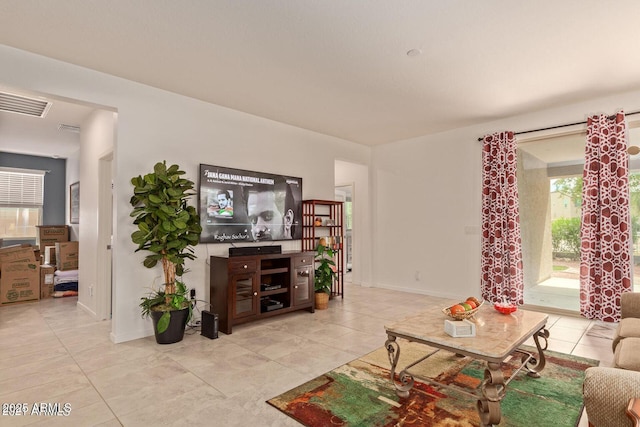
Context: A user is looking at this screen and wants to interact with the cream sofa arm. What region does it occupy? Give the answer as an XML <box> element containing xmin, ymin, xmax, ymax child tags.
<box><xmin>583</xmin><ymin>367</ymin><xmax>640</xmax><ymax>427</ymax></box>
<box><xmin>621</xmin><ymin>292</ymin><xmax>640</xmax><ymax>319</ymax></box>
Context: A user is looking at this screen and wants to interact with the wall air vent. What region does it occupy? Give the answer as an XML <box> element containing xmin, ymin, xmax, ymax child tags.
<box><xmin>0</xmin><ymin>92</ymin><xmax>52</xmax><ymax>118</ymax></box>
<box><xmin>58</xmin><ymin>124</ymin><xmax>81</xmax><ymax>133</ymax></box>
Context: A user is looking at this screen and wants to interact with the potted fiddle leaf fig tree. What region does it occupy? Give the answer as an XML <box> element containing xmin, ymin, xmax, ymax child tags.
<box><xmin>314</xmin><ymin>244</ymin><xmax>336</xmax><ymax>310</ymax></box>
<box><xmin>130</xmin><ymin>161</ymin><xmax>202</xmax><ymax>344</ymax></box>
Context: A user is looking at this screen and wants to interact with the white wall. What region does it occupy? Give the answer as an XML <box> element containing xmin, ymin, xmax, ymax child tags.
<box><xmin>371</xmin><ymin>130</ymin><xmax>483</xmax><ymax>298</ymax></box>
<box><xmin>77</xmin><ymin>109</ymin><xmax>116</xmax><ymax>317</ymax></box>
<box><xmin>371</xmin><ymin>90</ymin><xmax>640</xmax><ymax>300</ymax></box>
<box><xmin>0</xmin><ymin>45</ymin><xmax>371</xmax><ymax>343</ymax></box>
<box><xmin>6</xmin><ymin>42</ymin><xmax>640</xmax><ymax>341</ymax></box>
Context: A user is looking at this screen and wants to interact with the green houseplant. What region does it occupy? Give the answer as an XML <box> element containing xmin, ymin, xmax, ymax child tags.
<box><xmin>314</xmin><ymin>244</ymin><xmax>336</xmax><ymax>310</ymax></box>
<box><xmin>130</xmin><ymin>161</ymin><xmax>202</xmax><ymax>343</ymax></box>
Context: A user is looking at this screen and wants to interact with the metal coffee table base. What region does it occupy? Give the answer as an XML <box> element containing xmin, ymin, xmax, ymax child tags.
<box><xmin>385</xmin><ymin>327</ymin><xmax>550</xmax><ymax>427</ymax></box>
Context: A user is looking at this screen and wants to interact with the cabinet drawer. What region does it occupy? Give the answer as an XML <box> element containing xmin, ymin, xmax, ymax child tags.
<box><xmin>229</xmin><ymin>260</ymin><xmax>257</xmax><ymax>273</ymax></box>
<box><xmin>293</xmin><ymin>256</ymin><xmax>313</xmax><ymax>267</ymax></box>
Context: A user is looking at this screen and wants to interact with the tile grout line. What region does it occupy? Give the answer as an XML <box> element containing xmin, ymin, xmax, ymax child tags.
<box><xmin>43</xmin><ymin>306</ymin><xmax>124</xmax><ymax>426</ymax></box>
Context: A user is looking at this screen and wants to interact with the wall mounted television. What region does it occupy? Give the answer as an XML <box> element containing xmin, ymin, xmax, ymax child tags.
<box><xmin>198</xmin><ymin>164</ymin><xmax>303</xmax><ymax>244</ymax></box>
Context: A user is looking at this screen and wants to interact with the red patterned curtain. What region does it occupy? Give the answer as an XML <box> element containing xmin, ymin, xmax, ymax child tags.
<box><xmin>481</xmin><ymin>131</ymin><xmax>524</xmax><ymax>305</ymax></box>
<box><xmin>580</xmin><ymin>111</ymin><xmax>632</xmax><ymax>322</ymax></box>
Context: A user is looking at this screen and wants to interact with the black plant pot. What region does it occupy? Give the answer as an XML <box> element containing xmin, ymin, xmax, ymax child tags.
<box><xmin>150</xmin><ymin>306</ymin><xmax>190</xmax><ymax>344</ymax></box>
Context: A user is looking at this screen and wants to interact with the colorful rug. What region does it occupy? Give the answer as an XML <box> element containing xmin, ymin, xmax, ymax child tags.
<box><xmin>267</xmin><ymin>341</ymin><xmax>599</xmax><ymax>427</ymax></box>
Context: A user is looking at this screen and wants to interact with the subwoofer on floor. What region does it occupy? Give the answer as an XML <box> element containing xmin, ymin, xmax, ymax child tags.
<box><xmin>201</xmin><ymin>310</ymin><xmax>219</xmax><ymax>339</ymax></box>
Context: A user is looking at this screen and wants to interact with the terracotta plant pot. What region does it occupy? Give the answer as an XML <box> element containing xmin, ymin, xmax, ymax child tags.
<box><xmin>315</xmin><ymin>292</ymin><xmax>329</xmax><ymax>310</ymax></box>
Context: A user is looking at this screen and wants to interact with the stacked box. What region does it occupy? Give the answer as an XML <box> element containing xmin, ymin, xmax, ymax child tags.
<box><xmin>0</xmin><ymin>246</ymin><xmax>39</xmax><ymax>305</ymax></box>
<box><xmin>43</xmin><ymin>246</ymin><xmax>57</xmax><ymax>266</ymax></box>
<box><xmin>0</xmin><ymin>245</ymin><xmax>36</xmax><ymax>265</ymax></box>
<box><xmin>36</xmin><ymin>225</ymin><xmax>69</xmax><ymax>248</ymax></box>
<box><xmin>1</xmin><ymin>262</ymin><xmax>40</xmax><ymax>304</ymax></box>
<box><xmin>55</xmin><ymin>242</ymin><xmax>79</xmax><ymax>271</ymax></box>
<box><xmin>39</xmin><ymin>265</ymin><xmax>56</xmax><ymax>298</ymax></box>
<box><xmin>0</xmin><ymin>245</ymin><xmax>39</xmax><ymax>304</ymax></box>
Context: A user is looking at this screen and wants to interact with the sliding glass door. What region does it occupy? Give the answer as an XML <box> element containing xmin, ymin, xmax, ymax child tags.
<box><xmin>518</xmin><ymin>130</ymin><xmax>640</xmax><ymax>313</ymax></box>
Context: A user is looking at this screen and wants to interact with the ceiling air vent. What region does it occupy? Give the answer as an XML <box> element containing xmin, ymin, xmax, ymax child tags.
<box><xmin>0</xmin><ymin>92</ymin><xmax>52</xmax><ymax>118</ymax></box>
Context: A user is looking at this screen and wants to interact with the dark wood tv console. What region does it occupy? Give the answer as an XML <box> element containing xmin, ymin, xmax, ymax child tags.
<box><xmin>209</xmin><ymin>251</ymin><xmax>315</xmax><ymax>334</ymax></box>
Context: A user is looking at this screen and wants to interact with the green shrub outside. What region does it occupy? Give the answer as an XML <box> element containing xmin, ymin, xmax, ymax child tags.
<box><xmin>551</xmin><ymin>217</ymin><xmax>581</xmax><ymax>259</ymax></box>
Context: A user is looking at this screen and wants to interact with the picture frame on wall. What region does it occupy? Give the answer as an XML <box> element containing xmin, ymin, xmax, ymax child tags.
<box><xmin>70</xmin><ymin>181</ymin><xmax>80</xmax><ymax>224</ymax></box>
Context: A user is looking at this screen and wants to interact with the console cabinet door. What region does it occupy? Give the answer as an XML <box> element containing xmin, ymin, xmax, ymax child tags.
<box><xmin>231</xmin><ymin>272</ymin><xmax>259</xmax><ymax>319</ymax></box>
<box><xmin>292</xmin><ymin>256</ymin><xmax>313</xmax><ymax>307</ymax></box>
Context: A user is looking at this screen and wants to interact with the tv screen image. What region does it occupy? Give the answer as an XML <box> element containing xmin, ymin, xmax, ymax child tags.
<box><xmin>198</xmin><ymin>164</ymin><xmax>303</xmax><ymax>244</ymax></box>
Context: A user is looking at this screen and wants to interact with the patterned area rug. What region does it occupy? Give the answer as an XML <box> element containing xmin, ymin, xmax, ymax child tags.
<box><xmin>267</xmin><ymin>341</ymin><xmax>599</xmax><ymax>427</ymax></box>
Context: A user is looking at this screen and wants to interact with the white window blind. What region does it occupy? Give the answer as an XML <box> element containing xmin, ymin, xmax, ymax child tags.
<box><xmin>0</xmin><ymin>167</ymin><xmax>45</xmax><ymax>206</ymax></box>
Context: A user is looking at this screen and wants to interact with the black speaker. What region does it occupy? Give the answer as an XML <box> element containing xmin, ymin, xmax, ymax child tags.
<box><xmin>229</xmin><ymin>245</ymin><xmax>282</xmax><ymax>257</ymax></box>
<box><xmin>201</xmin><ymin>311</ymin><xmax>218</xmax><ymax>339</ymax></box>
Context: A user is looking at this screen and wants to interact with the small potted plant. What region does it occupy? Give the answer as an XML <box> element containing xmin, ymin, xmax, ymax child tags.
<box><xmin>130</xmin><ymin>161</ymin><xmax>202</xmax><ymax>344</ymax></box>
<box><xmin>314</xmin><ymin>244</ymin><xmax>336</xmax><ymax>310</ymax></box>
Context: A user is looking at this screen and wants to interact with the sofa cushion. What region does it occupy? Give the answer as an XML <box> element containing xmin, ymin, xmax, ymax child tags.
<box><xmin>614</xmin><ymin>337</ymin><xmax>640</xmax><ymax>371</ymax></box>
<box><xmin>583</xmin><ymin>367</ymin><xmax>640</xmax><ymax>427</ymax></box>
<box><xmin>621</xmin><ymin>292</ymin><xmax>640</xmax><ymax>319</ymax></box>
<box><xmin>612</xmin><ymin>318</ymin><xmax>640</xmax><ymax>351</ymax></box>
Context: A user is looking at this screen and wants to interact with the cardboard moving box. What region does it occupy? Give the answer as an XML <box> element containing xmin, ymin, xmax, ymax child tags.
<box><xmin>55</xmin><ymin>241</ymin><xmax>79</xmax><ymax>271</ymax></box>
<box><xmin>37</xmin><ymin>225</ymin><xmax>69</xmax><ymax>247</ymax></box>
<box><xmin>44</xmin><ymin>246</ymin><xmax>56</xmax><ymax>266</ymax></box>
<box><xmin>1</xmin><ymin>261</ymin><xmax>39</xmax><ymax>304</ymax></box>
<box><xmin>40</xmin><ymin>265</ymin><xmax>56</xmax><ymax>298</ymax></box>
<box><xmin>0</xmin><ymin>244</ymin><xmax>37</xmax><ymax>266</ymax></box>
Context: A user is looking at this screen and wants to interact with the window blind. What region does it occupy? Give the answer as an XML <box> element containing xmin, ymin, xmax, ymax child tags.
<box><xmin>0</xmin><ymin>167</ymin><xmax>45</xmax><ymax>206</ymax></box>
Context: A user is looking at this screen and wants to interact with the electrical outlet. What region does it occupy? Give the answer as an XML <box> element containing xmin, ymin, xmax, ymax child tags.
<box><xmin>190</xmin><ymin>289</ymin><xmax>196</xmax><ymax>299</ymax></box>
<box><xmin>89</xmin><ymin>285</ymin><xmax>94</xmax><ymax>296</ymax></box>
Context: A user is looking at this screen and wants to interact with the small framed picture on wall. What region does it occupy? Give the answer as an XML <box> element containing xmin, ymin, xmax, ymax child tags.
<box><xmin>70</xmin><ymin>181</ymin><xmax>80</xmax><ymax>224</ymax></box>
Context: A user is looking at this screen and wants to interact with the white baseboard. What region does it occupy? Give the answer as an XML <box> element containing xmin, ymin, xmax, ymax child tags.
<box><xmin>76</xmin><ymin>300</ymin><xmax>97</xmax><ymax>318</ymax></box>
<box><xmin>370</xmin><ymin>282</ymin><xmax>460</xmax><ymax>300</ymax></box>
<box><xmin>110</xmin><ymin>327</ymin><xmax>153</xmax><ymax>344</ymax></box>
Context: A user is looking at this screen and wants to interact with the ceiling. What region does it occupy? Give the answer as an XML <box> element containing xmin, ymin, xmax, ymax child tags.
<box><xmin>2</xmin><ymin>0</ymin><xmax>640</xmax><ymax>157</ymax></box>
<box><xmin>0</xmin><ymin>90</ymin><xmax>94</xmax><ymax>159</ymax></box>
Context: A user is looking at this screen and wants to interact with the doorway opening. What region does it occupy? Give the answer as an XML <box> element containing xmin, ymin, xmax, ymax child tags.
<box><xmin>335</xmin><ymin>185</ymin><xmax>353</xmax><ymax>283</ymax></box>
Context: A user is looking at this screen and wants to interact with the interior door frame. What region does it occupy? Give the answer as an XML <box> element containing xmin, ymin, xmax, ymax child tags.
<box><xmin>96</xmin><ymin>151</ymin><xmax>113</xmax><ymax>320</ymax></box>
<box><xmin>335</xmin><ymin>182</ymin><xmax>354</xmax><ymax>282</ymax></box>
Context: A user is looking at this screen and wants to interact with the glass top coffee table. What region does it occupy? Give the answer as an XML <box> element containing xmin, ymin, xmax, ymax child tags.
<box><xmin>384</xmin><ymin>302</ymin><xmax>549</xmax><ymax>426</ymax></box>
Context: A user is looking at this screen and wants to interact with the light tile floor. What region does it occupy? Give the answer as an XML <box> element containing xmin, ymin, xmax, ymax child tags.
<box><xmin>0</xmin><ymin>283</ymin><xmax>615</xmax><ymax>426</ymax></box>
<box><xmin>524</xmin><ymin>271</ymin><xmax>640</xmax><ymax>313</ymax></box>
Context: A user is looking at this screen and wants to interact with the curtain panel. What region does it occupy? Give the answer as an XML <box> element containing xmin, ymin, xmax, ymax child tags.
<box><xmin>580</xmin><ymin>111</ymin><xmax>632</xmax><ymax>322</ymax></box>
<box><xmin>480</xmin><ymin>131</ymin><xmax>524</xmax><ymax>305</ymax></box>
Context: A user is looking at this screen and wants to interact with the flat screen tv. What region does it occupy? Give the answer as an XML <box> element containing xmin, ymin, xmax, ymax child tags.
<box><xmin>198</xmin><ymin>164</ymin><xmax>303</xmax><ymax>244</ymax></box>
